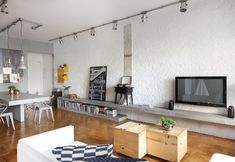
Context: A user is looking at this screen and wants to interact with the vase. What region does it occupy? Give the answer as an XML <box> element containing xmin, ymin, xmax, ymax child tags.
<box><xmin>9</xmin><ymin>89</ymin><xmax>14</xmax><ymax>95</ymax></box>
<box><xmin>64</xmin><ymin>89</ymin><xmax>69</xmax><ymax>97</ymax></box>
<box><xmin>162</xmin><ymin>124</ymin><xmax>174</xmax><ymax>131</ymax></box>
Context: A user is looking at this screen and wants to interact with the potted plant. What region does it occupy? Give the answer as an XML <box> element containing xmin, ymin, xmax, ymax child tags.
<box><xmin>8</xmin><ymin>86</ymin><xmax>16</xmax><ymax>95</ymax></box>
<box><xmin>161</xmin><ymin>116</ymin><xmax>176</xmax><ymax>131</ymax></box>
<box><xmin>63</xmin><ymin>85</ymin><xmax>71</xmax><ymax>97</ymax></box>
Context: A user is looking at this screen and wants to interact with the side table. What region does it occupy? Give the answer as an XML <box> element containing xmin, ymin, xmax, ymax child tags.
<box><xmin>113</xmin><ymin>121</ymin><xmax>149</xmax><ymax>158</ymax></box>
<box><xmin>114</xmin><ymin>86</ymin><xmax>134</xmax><ymax>105</ymax></box>
<box><xmin>147</xmin><ymin>126</ymin><xmax>187</xmax><ymax>162</ymax></box>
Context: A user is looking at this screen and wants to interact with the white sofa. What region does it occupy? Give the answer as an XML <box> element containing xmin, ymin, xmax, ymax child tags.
<box><xmin>209</xmin><ymin>153</ymin><xmax>235</xmax><ymax>162</ymax></box>
<box><xmin>17</xmin><ymin>125</ymin><xmax>86</xmax><ymax>162</ymax></box>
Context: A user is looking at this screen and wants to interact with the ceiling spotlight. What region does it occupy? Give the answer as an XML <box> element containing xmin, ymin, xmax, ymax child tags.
<box><xmin>73</xmin><ymin>33</ymin><xmax>78</xmax><ymax>40</ymax></box>
<box><xmin>141</xmin><ymin>11</ymin><xmax>148</xmax><ymax>22</ymax></box>
<box><xmin>90</xmin><ymin>27</ymin><xmax>95</xmax><ymax>36</ymax></box>
<box><xmin>59</xmin><ymin>37</ymin><xmax>63</xmax><ymax>44</ymax></box>
<box><xmin>0</xmin><ymin>0</ymin><xmax>8</xmax><ymax>14</ymax></box>
<box><xmin>180</xmin><ymin>0</ymin><xmax>188</xmax><ymax>12</ymax></box>
<box><xmin>31</xmin><ymin>24</ymin><xmax>42</xmax><ymax>30</ymax></box>
<box><xmin>112</xmin><ymin>21</ymin><xmax>118</xmax><ymax>30</ymax></box>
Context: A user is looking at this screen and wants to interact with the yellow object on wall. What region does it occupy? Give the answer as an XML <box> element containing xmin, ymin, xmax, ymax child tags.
<box><xmin>57</xmin><ymin>64</ymin><xmax>69</xmax><ymax>83</ymax></box>
<box><xmin>63</xmin><ymin>64</ymin><xmax>69</xmax><ymax>72</ymax></box>
<box><xmin>57</xmin><ymin>66</ymin><xmax>64</xmax><ymax>83</ymax></box>
<box><xmin>63</xmin><ymin>74</ymin><xmax>69</xmax><ymax>81</ymax></box>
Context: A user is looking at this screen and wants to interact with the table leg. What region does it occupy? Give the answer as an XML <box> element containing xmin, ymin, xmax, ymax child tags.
<box><xmin>125</xmin><ymin>93</ymin><xmax>129</xmax><ymax>105</ymax></box>
<box><xmin>8</xmin><ymin>104</ymin><xmax>25</xmax><ymax>122</ymax></box>
<box><xmin>115</xmin><ymin>92</ymin><xmax>118</xmax><ymax>104</ymax></box>
<box><xmin>131</xmin><ymin>93</ymin><xmax>133</xmax><ymax>104</ymax></box>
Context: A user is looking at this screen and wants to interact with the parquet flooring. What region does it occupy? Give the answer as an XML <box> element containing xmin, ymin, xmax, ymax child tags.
<box><xmin>0</xmin><ymin>108</ymin><xmax>234</xmax><ymax>162</ymax></box>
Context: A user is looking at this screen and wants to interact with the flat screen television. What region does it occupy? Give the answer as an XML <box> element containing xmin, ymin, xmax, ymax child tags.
<box><xmin>175</xmin><ymin>77</ymin><xmax>227</xmax><ymax>107</ymax></box>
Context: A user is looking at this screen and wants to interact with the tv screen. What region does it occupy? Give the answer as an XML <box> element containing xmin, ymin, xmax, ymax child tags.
<box><xmin>175</xmin><ymin>77</ymin><xmax>227</xmax><ymax>107</ymax></box>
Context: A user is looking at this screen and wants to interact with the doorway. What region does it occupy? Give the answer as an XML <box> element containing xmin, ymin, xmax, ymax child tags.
<box><xmin>27</xmin><ymin>53</ymin><xmax>52</xmax><ymax>95</ymax></box>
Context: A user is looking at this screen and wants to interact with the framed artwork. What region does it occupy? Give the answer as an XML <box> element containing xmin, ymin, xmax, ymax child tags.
<box><xmin>121</xmin><ymin>76</ymin><xmax>132</xmax><ymax>85</ymax></box>
<box><xmin>10</xmin><ymin>74</ymin><xmax>18</xmax><ymax>83</ymax></box>
<box><xmin>3</xmin><ymin>74</ymin><xmax>10</xmax><ymax>83</ymax></box>
<box><xmin>89</xmin><ymin>66</ymin><xmax>107</xmax><ymax>101</ymax></box>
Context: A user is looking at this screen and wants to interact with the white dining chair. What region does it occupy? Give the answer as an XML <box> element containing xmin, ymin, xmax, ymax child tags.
<box><xmin>34</xmin><ymin>96</ymin><xmax>54</xmax><ymax>124</ymax></box>
<box><xmin>0</xmin><ymin>103</ymin><xmax>15</xmax><ymax>130</ymax></box>
<box><xmin>24</xmin><ymin>91</ymin><xmax>38</xmax><ymax>119</ymax></box>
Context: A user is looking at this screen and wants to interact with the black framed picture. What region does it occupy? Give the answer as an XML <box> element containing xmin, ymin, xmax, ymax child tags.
<box><xmin>88</xmin><ymin>66</ymin><xmax>107</xmax><ymax>101</ymax></box>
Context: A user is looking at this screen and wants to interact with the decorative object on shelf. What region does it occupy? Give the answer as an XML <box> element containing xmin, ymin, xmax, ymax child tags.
<box><xmin>8</xmin><ymin>85</ymin><xmax>16</xmax><ymax>95</ymax></box>
<box><xmin>68</xmin><ymin>94</ymin><xmax>78</xmax><ymax>99</ymax></box>
<box><xmin>161</xmin><ymin>116</ymin><xmax>176</xmax><ymax>131</ymax></box>
<box><xmin>89</xmin><ymin>66</ymin><xmax>107</xmax><ymax>101</ymax></box>
<box><xmin>227</xmin><ymin>105</ymin><xmax>234</xmax><ymax>118</ymax></box>
<box><xmin>63</xmin><ymin>85</ymin><xmax>71</xmax><ymax>97</ymax></box>
<box><xmin>168</xmin><ymin>100</ymin><xmax>174</xmax><ymax>110</ymax></box>
<box><xmin>14</xmin><ymin>89</ymin><xmax>20</xmax><ymax>95</ymax></box>
<box><xmin>105</xmin><ymin>108</ymin><xmax>117</xmax><ymax>117</ymax></box>
<box><xmin>121</xmin><ymin>76</ymin><xmax>132</xmax><ymax>85</ymax></box>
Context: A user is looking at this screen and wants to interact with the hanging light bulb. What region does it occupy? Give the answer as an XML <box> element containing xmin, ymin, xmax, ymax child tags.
<box><xmin>6</xmin><ymin>57</ymin><xmax>12</xmax><ymax>67</ymax></box>
<box><xmin>59</xmin><ymin>37</ymin><xmax>63</xmax><ymax>44</ymax></box>
<box><xmin>90</xmin><ymin>27</ymin><xmax>95</xmax><ymax>36</ymax></box>
<box><xmin>18</xmin><ymin>20</ymin><xmax>27</xmax><ymax>70</ymax></box>
<box><xmin>112</xmin><ymin>21</ymin><xmax>118</xmax><ymax>30</ymax></box>
<box><xmin>141</xmin><ymin>11</ymin><xmax>148</xmax><ymax>22</ymax></box>
<box><xmin>4</xmin><ymin>28</ymin><xmax>12</xmax><ymax>68</ymax></box>
<box><xmin>18</xmin><ymin>55</ymin><xmax>27</xmax><ymax>69</ymax></box>
<box><xmin>73</xmin><ymin>33</ymin><xmax>78</xmax><ymax>40</ymax></box>
<box><xmin>180</xmin><ymin>0</ymin><xmax>188</xmax><ymax>12</ymax></box>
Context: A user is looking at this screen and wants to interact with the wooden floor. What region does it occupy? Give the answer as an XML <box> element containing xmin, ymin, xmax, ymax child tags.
<box><xmin>0</xmin><ymin>108</ymin><xmax>235</xmax><ymax>162</ymax></box>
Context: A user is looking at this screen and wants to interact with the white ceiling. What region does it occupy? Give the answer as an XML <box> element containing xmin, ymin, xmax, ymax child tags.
<box><xmin>0</xmin><ymin>0</ymin><xmax>176</xmax><ymax>42</ymax></box>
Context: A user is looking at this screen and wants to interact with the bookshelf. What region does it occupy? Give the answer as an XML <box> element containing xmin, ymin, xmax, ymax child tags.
<box><xmin>57</xmin><ymin>97</ymin><xmax>235</xmax><ymax>126</ymax></box>
<box><xmin>57</xmin><ymin>97</ymin><xmax>127</xmax><ymax>122</ymax></box>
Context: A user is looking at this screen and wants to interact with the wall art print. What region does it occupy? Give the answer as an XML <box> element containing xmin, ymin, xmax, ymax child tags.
<box><xmin>88</xmin><ymin>66</ymin><xmax>107</xmax><ymax>101</ymax></box>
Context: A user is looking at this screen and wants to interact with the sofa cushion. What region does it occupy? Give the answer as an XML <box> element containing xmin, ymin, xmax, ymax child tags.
<box><xmin>52</xmin><ymin>144</ymin><xmax>113</xmax><ymax>162</ymax></box>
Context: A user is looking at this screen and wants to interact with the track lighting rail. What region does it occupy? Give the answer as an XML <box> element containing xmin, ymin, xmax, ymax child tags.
<box><xmin>0</xmin><ymin>18</ymin><xmax>43</xmax><ymax>33</ymax></box>
<box><xmin>49</xmin><ymin>0</ymin><xmax>187</xmax><ymax>42</ymax></box>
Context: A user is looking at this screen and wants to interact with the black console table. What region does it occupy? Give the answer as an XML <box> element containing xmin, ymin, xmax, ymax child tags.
<box><xmin>114</xmin><ymin>86</ymin><xmax>134</xmax><ymax>105</ymax></box>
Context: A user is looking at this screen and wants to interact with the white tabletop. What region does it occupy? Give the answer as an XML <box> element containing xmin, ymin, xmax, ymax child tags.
<box><xmin>0</xmin><ymin>92</ymin><xmax>50</xmax><ymax>106</ymax></box>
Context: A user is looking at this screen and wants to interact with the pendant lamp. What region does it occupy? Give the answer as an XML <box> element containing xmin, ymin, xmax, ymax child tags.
<box><xmin>18</xmin><ymin>20</ymin><xmax>27</xmax><ymax>70</ymax></box>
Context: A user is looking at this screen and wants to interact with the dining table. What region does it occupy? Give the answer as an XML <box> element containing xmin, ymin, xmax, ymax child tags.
<box><xmin>0</xmin><ymin>92</ymin><xmax>50</xmax><ymax>122</ymax></box>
